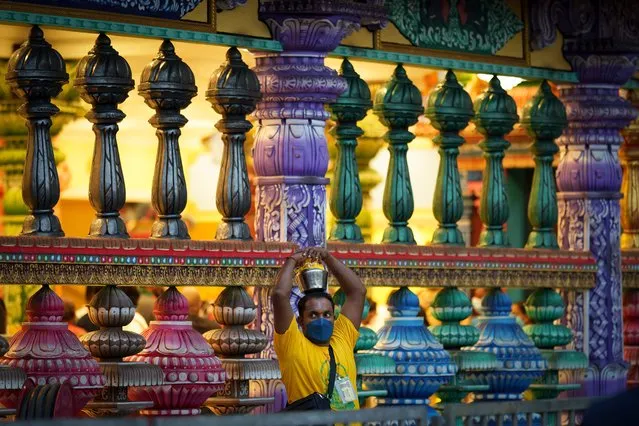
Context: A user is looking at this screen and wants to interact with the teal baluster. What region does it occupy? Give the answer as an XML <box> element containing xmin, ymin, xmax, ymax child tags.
<box><xmin>474</xmin><ymin>76</ymin><xmax>518</xmax><ymax>247</ymax></box>
<box><xmin>521</xmin><ymin>80</ymin><xmax>566</xmax><ymax>249</ymax></box>
<box><xmin>374</xmin><ymin>64</ymin><xmax>423</xmax><ymax>244</ymax></box>
<box><xmin>425</xmin><ymin>70</ymin><xmax>474</xmax><ymax>246</ymax></box>
<box><xmin>521</xmin><ymin>82</ymin><xmax>586</xmax><ymax>409</ymax></box>
<box><xmin>524</xmin><ymin>288</ymin><xmax>587</xmax><ymax>403</ymax></box>
<box><xmin>328</xmin><ymin>59</ymin><xmax>372</xmax><ymax>243</ymax></box>
<box><xmin>429</xmin><ymin>287</ymin><xmax>497</xmax><ymax>405</ymax></box>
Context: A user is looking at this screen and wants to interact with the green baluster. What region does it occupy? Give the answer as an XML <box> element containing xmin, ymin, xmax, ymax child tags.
<box><xmin>426</xmin><ymin>70</ymin><xmax>474</xmax><ymax>246</ymax></box>
<box><xmin>474</xmin><ymin>76</ymin><xmax>518</xmax><ymax>247</ymax></box>
<box><xmin>430</xmin><ymin>287</ymin><xmax>497</xmax><ymax>405</ymax></box>
<box><xmin>521</xmin><ymin>80</ymin><xmax>566</xmax><ymax>249</ymax></box>
<box><xmin>524</xmin><ymin>288</ymin><xmax>587</xmax><ymax>403</ymax></box>
<box><xmin>328</xmin><ymin>59</ymin><xmax>372</xmax><ymax>243</ymax></box>
<box><xmin>374</xmin><ymin>64</ymin><xmax>423</xmax><ymax>244</ymax></box>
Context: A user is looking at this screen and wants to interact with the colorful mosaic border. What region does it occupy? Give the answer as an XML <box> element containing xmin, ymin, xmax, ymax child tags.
<box><xmin>326</xmin><ymin>243</ymin><xmax>596</xmax><ymax>289</ymax></box>
<box><xmin>622</xmin><ymin>250</ymin><xmax>639</xmax><ymax>289</ymax></box>
<box><xmin>0</xmin><ymin>237</ymin><xmax>596</xmax><ymax>288</ymax></box>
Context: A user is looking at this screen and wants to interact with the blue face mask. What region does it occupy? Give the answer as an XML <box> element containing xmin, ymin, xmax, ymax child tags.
<box><xmin>304</xmin><ymin>318</ymin><xmax>334</xmax><ymax>345</ymax></box>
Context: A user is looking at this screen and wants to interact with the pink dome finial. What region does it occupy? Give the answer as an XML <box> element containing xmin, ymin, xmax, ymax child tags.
<box><xmin>26</xmin><ymin>285</ymin><xmax>64</xmax><ymax>322</ymax></box>
<box><xmin>153</xmin><ymin>286</ymin><xmax>189</xmax><ymax>320</ymax></box>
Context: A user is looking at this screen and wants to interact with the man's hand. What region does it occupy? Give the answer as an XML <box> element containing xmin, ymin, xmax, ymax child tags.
<box><xmin>303</xmin><ymin>247</ymin><xmax>331</xmax><ymax>263</ymax></box>
<box><xmin>287</xmin><ymin>250</ymin><xmax>307</xmax><ymax>266</ymax></box>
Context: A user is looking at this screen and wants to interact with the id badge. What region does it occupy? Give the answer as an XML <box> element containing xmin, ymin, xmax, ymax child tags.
<box><xmin>335</xmin><ymin>376</ymin><xmax>356</xmax><ymax>403</ymax></box>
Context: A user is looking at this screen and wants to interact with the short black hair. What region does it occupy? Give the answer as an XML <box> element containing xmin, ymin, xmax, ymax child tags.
<box><xmin>297</xmin><ymin>292</ymin><xmax>334</xmax><ymax>316</ymax></box>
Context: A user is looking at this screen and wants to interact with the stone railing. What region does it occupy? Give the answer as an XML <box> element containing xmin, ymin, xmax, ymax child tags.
<box><xmin>0</xmin><ymin>17</ymin><xmax>619</xmax><ymax>420</ymax></box>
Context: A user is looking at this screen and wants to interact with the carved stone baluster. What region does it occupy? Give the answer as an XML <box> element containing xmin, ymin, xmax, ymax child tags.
<box><xmin>75</xmin><ymin>33</ymin><xmax>133</xmax><ymax>238</ymax></box>
<box><xmin>126</xmin><ymin>286</ymin><xmax>226</xmax><ymax>416</ymax></box>
<box><xmin>204</xmin><ymin>287</ymin><xmax>280</xmax><ymax>414</ymax></box>
<box><xmin>374</xmin><ymin>64</ymin><xmax>423</xmax><ymax>244</ymax></box>
<box><xmin>474</xmin><ymin>76</ymin><xmax>518</xmax><ymax>247</ymax></box>
<box><xmin>362</xmin><ymin>287</ymin><xmax>455</xmax><ymax>414</ymax></box>
<box><xmin>207</xmin><ymin>47</ymin><xmax>261</xmax><ymax>241</ymax></box>
<box><xmin>429</xmin><ymin>288</ymin><xmax>497</xmax><ymax>404</ymax></box>
<box><xmin>523</xmin><ymin>288</ymin><xmax>588</xmax><ymax>401</ymax></box>
<box><xmin>81</xmin><ymin>285</ymin><xmax>163</xmax><ymax>416</ymax></box>
<box><xmin>466</xmin><ymin>288</ymin><xmax>545</xmax><ymax>401</ymax></box>
<box><xmin>139</xmin><ymin>40</ymin><xmax>196</xmax><ymax>239</ymax></box>
<box><xmin>622</xmin><ymin>89</ymin><xmax>639</xmax><ymax>387</ymax></box>
<box><xmin>327</xmin><ymin>59</ymin><xmax>372</xmax><ymax>243</ymax></box>
<box><xmin>519</xmin><ymin>81</ymin><xmax>585</xmax><ymax>401</ymax></box>
<box><xmin>521</xmin><ymin>81</ymin><xmax>566</xmax><ymax>249</ymax></box>
<box><xmin>0</xmin><ymin>285</ymin><xmax>104</xmax><ymax>414</ymax></box>
<box><xmin>425</xmin><ymin>70</ymin><xmax>473</xmax><ymax>246</ymax></box>
<box><xmin>6</xmin><ymin>26</ymin><xmax>68</xmax><ymax>236</ymax></box>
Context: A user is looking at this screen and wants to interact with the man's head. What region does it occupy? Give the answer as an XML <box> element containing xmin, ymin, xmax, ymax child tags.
<box><xmin>297</xmin><ymin>292</ymin><xmax>335</xmax><ymax>346</ymax></box>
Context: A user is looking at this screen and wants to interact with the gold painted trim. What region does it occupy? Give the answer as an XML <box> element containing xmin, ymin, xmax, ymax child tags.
<box><xmin>331</xmin><ymin>269</ymin><xmax>594</xmax><ymax>289</ymax></box>
<box><xmin>0</xmin><ymin>0</ymin><xmax>216</xmax><ymax>33</ymax></box>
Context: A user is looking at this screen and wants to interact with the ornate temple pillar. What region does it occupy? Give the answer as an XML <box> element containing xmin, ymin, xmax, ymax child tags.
<box><xmin>531</xmin><ymin>0</ymin><xmax>639</xmax><ymax>396</ymax></box>
<box><xmin>249</xmin><ymin>0</ymin><xmax>384</xmax><ymax>411</ymax></box>
<box><xmin>556</xmin><ymin>49</ymin><xmax>638</xmax><ymax>396</ymax></box>
<box><xmin>252</xmin><ymin>4</ymin><xmax>360</xmax><ymax>249</ymax></box>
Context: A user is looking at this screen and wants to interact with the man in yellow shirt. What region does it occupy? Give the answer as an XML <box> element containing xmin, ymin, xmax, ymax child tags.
<box><xmin>273</xmin><ymin>247</ymin><xmax>366</xmax><ymax>411</ymax></box>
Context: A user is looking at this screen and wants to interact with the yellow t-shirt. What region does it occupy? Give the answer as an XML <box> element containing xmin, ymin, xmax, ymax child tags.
<box><xmin>274</xmin><ymin>315</ymin><xmax>360</xmax><ymax>410</ymax></box>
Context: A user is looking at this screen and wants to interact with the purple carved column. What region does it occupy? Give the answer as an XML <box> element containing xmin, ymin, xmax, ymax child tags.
<box><xmin>557</xmin><ymin>50</ymin><xmax>638</xmax><ymax>396</ymax></box>
<box><xmin>249</xmin><ymin>0</ymin><xmax>375</xmax><ymax>412</ymax></box>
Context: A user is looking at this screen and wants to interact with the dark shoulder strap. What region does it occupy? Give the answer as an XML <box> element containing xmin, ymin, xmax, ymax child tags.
<box><xmin>326</xmin><ymin>345</ymin><xmax>336</xmax><ymax>398</ymax></box>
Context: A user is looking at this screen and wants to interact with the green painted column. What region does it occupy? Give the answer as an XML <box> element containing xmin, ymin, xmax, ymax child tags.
<box><xmin>521</xmin><ymin>80</ymin><xmax>566</xmax><ymax>249</ymax></box>
<box><xmin>474</xmin><ymin>76</ymin><xmax>518</xmax><ymax>247</ymax></box>
<box><xmin>327</xmin><ymin>59</ymin><xmax>372</xmax><ymax>243</ymax></box>
<box><xmin>425</xmin><ymin>70</ymin><xmax>473</xmax><ymax>246</ymax></box>
<box><xmin>374</xmin><ymin>64</ymin><xmax>423</xmax><ymax>245</ymax></box>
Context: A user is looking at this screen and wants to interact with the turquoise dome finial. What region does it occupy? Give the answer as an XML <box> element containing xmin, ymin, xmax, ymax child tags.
<box><xmin>388</xmin><ymin>287</ymin><xmax>420</xmax><ymax>317</ymax></box>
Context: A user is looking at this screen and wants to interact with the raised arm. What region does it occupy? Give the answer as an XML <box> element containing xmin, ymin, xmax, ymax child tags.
<box><xmin>306</xmin><ymin>247</ymin><xmax>366</xmax><ymax>329</ymax></box>
<box><xmin>273</xmin><ymin>251</ymin><xmax>305</xmax><ymax>334</ymax></box>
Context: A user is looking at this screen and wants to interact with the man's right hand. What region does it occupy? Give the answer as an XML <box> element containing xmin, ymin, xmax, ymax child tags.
<box><xmin>287</xmin><ymin>251</ymin><xmax>306</xmax><ymax>266</ymax></box>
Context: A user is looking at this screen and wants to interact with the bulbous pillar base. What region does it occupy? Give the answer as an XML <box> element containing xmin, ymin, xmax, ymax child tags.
<box><xmin>478</xmin><ymin>227</ymin><xmax>509</xmax><ymax>248</ymax></box>
<box><xmin>151</xmin><ymin>216</ymin><xmax>190</xmax><ymax>239</ymax></box>
<box><xmin>431</xmin><ymin>225</ymin><xmax>464</xmax><ymax>246</ymax></box>
<box><xmin>215</xmin><ymin>219</ymin><xmax>251</xmax><ymax>241</ymax></box>
<box><xmin>89</xmin><ymin>215</ymin><xmax>128</xmax><ymax>238</ymax></box>
<box><xmin>21</xmin><ymin>212</ymin><xmax>64</xmax><ymax>237</ymax></box>
<box><xmin>526</xmin><ymin>229</ymin><xmax>558</xmax><ymax>250</ymax></box>
<box><xmin>382</xmin><ymin>223</ymin><xmax>415</xmax><ymax>245</ymax></box>
<box><xmin>329</xmin><ymin>220</ymin><xmax>363</xmax><ymax>243</ymax></box>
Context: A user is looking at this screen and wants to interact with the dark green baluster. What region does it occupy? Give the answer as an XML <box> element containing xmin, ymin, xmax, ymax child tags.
<box><xmin>374</xmin><ymin>64</ymin><xmax>423</xmax><ymax>245</ymax></box>
<box><xmin>207</xmin><ymin>47</ymin><xmax>261</xmax><ymax>241</ymax></box>
<box><xmin>473</xmin><ymin>76</ymin><xmax>518</xmax><ymax>247</ymax></box>
<box><xmin>521</xmin><ymin>80</ymin><xmax>566</xmax><ymax>249</ymax></box>
<box><xmin>328</xmin><ymin>59</ymin><xmax>372</xmax><ymax>243</ymax></box>
<box><xmin>426</xmin><ymin>70</ymin><xmax>474</xmax><ymax>246</ymax></box>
